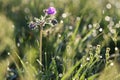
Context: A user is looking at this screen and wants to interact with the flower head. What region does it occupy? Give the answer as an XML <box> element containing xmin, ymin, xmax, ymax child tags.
<box><xmin>46</xmin><ymin>7</ymin><xmax>56</xmax><ymax>15</ymax></box>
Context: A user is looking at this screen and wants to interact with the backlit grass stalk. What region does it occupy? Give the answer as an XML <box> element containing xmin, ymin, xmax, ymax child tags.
<box><xmin>39</xmin><ymin>26</ymin><xmax>43</xmax><ymax>70</ymax></box>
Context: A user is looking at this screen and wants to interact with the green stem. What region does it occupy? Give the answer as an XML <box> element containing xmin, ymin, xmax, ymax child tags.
<box><xmin>40</xmin><ymin>27</ymin><xmax>43</xmax><ymax>70</ymax></box>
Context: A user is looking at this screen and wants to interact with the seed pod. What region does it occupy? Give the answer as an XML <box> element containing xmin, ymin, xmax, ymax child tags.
<box><xmin>51</xmin><ymin>19</ymin><xmax>58</xmax><ymax>25</ymax></box>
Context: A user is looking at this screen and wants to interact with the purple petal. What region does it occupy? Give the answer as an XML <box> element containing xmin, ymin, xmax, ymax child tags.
<box><xmin>46</xmin><ymin>7</ymin><xmax>56</xmax><ymax>15</ymax></box>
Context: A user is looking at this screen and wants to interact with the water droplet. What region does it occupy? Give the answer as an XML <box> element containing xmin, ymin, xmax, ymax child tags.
<box><xmin>99</xmin><ymin>55</ymin><xmax>103</xmax><ymax>59</ymax></box>
<box><xmin>60</xmin><ymin>20</ymin><xmax>63</xmax><ymax>23</ymax></box>
<box><xmin>17</xmin><ymin>43</ymin><xmax>20</xmax><ymax>47</ymax></box>
<box><xmin>86</xmin><ymin>57</ymin><xmax>90</xmax><ymax>61</ymax></box>
<box><xmin>110</xmin><ymin>62</ymin><xmax>114</xmax><ymax>66</ymax></box>
<box><xmin>99</xmin><ymin>28</ymin><xmax>103</xmax><ymax>32</ymax></box>
<box><xmin>58</xmin><ymin>34</ymin><xmax>61</xmax><ymax>38</ymax></box>
<box><xmin>59</xmin><ymin>73</ymin><xmax>63</xmax><ymax>77</ymax></box>
<box><xmin>81</xmin><ymin>64</ymin><xmax>83</xmax><ymax>67</ymax></box>
<box><xmin>8</xmin><ymin>52</ymin><xmax>10</xmax><ymax>55</ymax></box>
<box><xmin>69</xmin><ymin>26</ymin><xmax>73</xmax><ymax>30</ymax></box>
<box><xmin>88</xmin><ymin>24</ymin><xmax>92</xmax><ymax>29</ymax></box>
<box><xmin>115</xmin><ymin>47</ymin><xmax>118</xmax><ymax>51</ymax></box>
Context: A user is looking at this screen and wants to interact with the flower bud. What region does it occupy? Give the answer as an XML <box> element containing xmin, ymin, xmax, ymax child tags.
<box><xmin>51</xmin><ymin>19</ymin><xmax>58</xmax><ymax>25</ymax></box>
<box><xmin>46</xmin><ymin>7</ymin><xmax>56</xmax><ymax>15</ymax></box>
<box><xmin>29</xmin><ymin>22</ymin><xmax>36</xmax><ymax>30</ymax></box>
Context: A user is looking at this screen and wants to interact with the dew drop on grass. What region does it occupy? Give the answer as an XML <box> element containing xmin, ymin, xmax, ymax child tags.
<box><xmin>110</xmin><ymin>62</ymin><xmax>114</xmax><ymax>66</ymax></box>
<box><xmin>81</xmin><ymin>64</ymin><xmax>83</xmax><ymax>67</ymax></box>
<box><xmin>58</xmin><ymin>34</ymin><xmax>61</xmax><ymax>38</ymax></box>
<box><xmin>99</xmin><ymin>55</ymin><xmax>103</xmax><ymax>59</ymax></box>
<box><xmin>99</xmin><ymin>28</ymin><xmax>103</xmax><ymax>32</ymax></box>
<box><xmin>59</xmin><ymin>73</ymin><xmax>63</xmax><ymax>77</ymax></box>
<box><xmin>17</xmin><ymin>43</ymin><xmax>20</xmax><ymax>47</ymax></box>
<box><xmin>86</xmin><ymin>57</ymin><xmax>90</xmax><ymax>61</ymax></box>
<box><xmin>115</xmin><ymin>47</ymin><xmax>118</xmax><ymax>51</ymax></box>
<box><xmin>69</xmin><ymin>26</ymin><xmax>73</xmax><ymax>30</ymax></box>
<box><xmin>7</xmin><ymin>52</ymin><xmax>10</xmax><ymax>55</ymax></box>
<box><xmin>60</xmin><ymin>20</ymin><xmax>63</xmax><ymax>23</ymax></box>
<box><xmin>88</xmin><ymin>24</ymin><xmax>92</xmax><ymax>29</ymax></box>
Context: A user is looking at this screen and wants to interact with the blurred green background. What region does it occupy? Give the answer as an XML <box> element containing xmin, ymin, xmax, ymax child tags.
<box><xmin>0</xmin><ymin>0</ymin><xmax>120</xmax><ymax>80</ymax></box>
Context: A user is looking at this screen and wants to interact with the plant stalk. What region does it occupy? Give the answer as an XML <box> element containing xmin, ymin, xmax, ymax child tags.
<box><xmin>40</xmin><ymin>27</ymin><xmax>43</xmax><ymax>70</ymax></box>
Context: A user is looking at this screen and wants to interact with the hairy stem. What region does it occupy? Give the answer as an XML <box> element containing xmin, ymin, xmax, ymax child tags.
<box><xmin>40</xmin><ymin>27</ymin><xmax>43</xmax><ymax>70</ymax></box>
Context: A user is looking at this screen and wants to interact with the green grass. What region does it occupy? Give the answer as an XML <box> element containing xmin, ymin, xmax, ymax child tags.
<box><xmin>0</xmin><ymin>0</ymin><xmax>120</xmax><ymax>80</ymax></box>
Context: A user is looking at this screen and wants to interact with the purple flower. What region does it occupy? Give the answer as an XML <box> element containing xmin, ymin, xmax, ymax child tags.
<box><xmin>46</xmin><ymin>7</ymin><xmax>56</xmax><ymax>15</ymax></box>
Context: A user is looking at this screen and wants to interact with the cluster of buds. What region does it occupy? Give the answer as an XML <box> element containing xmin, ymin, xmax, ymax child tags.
<box><xmin>29</xmin><ymin>7</ymin><xmax>58</xmax><ymax>30</ymax></box>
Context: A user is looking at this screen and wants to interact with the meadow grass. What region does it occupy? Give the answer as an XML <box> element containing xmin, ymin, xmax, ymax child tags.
<box><xmin>0</xmin><ymin>0</ymin><xmax>120</xmax><ymax>80</ymax></box>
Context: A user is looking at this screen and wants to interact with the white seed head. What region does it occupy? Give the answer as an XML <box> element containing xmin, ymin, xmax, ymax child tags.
<box><xmin>69</xmin><ymin>26</ymin><xmax>73</xmax><ymax>30</ymax></box>
<box><xmin>109</xmin><ymin>21</ymin><xmax>114</xmax><ymax>26</ymax></box>
<box><xmin>105</xmin><ymin>16</ymin><xmax>111</xmax><ymax>21</ymax></box>
<box><xmin>62</xmin><ymin>13</ymin><xmax>67</xmax><ymax>18</ymax></box>
<box><xmin>59</xmin><ymin>73</ymin><xmax>63</xmax><ymax>77</ymax></box>
<box><xmin>106</xmin><ymin>3</ymin><xmax>112</xmax><ymax>9</ymax></box>
<box><xmin>76</xmin><ymin>17</ymin><xmax>80</xmax><ymax>21</ymax></box>
<box><xmin>88</xmin><ymin>24</ymin><xmax>92</xmax><ymax>29</ymax></box>
<box><xmin>115</xmin><ymin>23</ymin><xmax>120</xmax><ymax>28</ymax></box>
